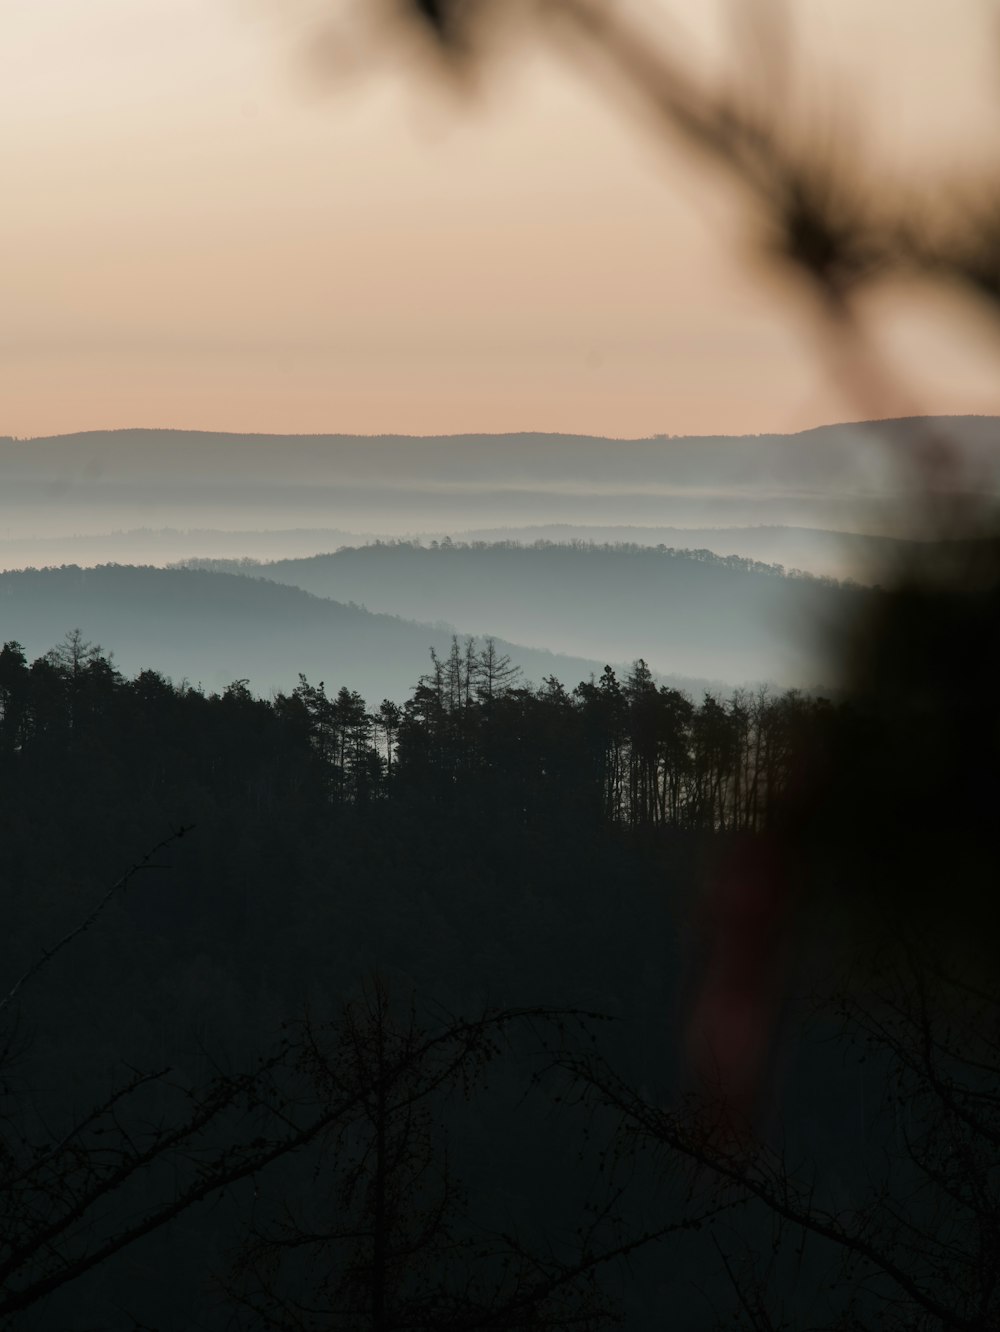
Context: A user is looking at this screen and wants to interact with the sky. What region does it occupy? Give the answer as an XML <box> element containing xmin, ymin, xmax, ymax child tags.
<box><xmin>4</xmin><ymin>0</ymin><xmax>1000</xmax><ymax>440</ymax></box>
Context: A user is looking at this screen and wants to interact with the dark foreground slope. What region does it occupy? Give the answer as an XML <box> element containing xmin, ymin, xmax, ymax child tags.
<box><xmin>0</xmin><ymin>641</ymin><xmax>696</xmax><ymax>1330</ymax></box>
<box><xmin>2</xmin><ymin>625</ymin><xmax>984</xmax><ymax>1331</ymax></box>
<box><xmin>187</xmin><ymin>542</ymin><xmax>867</xmax><ymax>687</ymax></box>
<box><xmin>0</xmin><ymin>563</ymin><xmax>700</xmax><ymax>699</ymax></box>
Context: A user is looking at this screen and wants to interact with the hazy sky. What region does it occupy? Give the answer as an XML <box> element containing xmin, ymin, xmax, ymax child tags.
<box><xmin>5</xmin><ymin>0</ymin><xmax>1000</xmax><ymax>439</ymax></box>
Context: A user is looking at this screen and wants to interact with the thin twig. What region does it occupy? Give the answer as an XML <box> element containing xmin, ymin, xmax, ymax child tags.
<box><xmin>0</xmin><ymin>825</ymin><xmax>193</xmax><ymax>1018</ymax></box>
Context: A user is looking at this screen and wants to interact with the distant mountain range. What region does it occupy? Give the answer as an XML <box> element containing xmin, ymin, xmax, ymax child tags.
<box><xmin>3</xmin><ymin>418</ymin><xmax>997</xmax><ymax>539</ymax></box>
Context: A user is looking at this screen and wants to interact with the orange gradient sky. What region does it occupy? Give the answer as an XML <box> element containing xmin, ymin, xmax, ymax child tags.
<box><xmin>4</xmin><ymin>0</ymin><xmax>1000</xmax><ymax>439</ymax></box>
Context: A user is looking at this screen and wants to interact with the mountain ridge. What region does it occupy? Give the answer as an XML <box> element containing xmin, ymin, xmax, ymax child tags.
<box><xmin>5</xmin><ymin>417</ymin><xmax>996</xmax><ymax>539</ymax></box>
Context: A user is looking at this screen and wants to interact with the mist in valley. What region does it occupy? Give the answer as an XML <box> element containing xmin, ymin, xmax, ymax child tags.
<box><xmin>2</xmin><ymin>418</ymin><xmax>990</xmax><ymax>695</ymax></box>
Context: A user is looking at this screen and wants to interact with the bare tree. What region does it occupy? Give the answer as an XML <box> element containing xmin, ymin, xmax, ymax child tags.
<box><xmin>556</xmin><ymin>941</ymin><xmax>1000</xmax><ymax>1331</ymax></box>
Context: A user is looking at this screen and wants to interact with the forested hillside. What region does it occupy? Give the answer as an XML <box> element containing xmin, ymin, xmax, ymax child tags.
<box><xmin>0</xmin><ymin>522</ymin><xmax>905</xmax><ymax>583</ymax></box>
<box><xmin>452</xmin><ymin>524</ymin><xmax>912</xmax><ymax>580</ymax></box>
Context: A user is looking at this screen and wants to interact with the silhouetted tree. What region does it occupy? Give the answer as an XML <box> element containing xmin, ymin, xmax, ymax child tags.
<box><xmin>574</xmin><ymin>667</ymin><xmax>628</xmax><ymax>824</ymax></box>
<box><xmin>0</xmin><ymin>642</ymin><xmax>28</xmax><ymax>755</ymax></box>
<box><xmin>474</xmin><ymin>637</ymin><xmax>521</xmax><ymax>704</ymax></box>
<box><xmin>376</xmin><ymin>698</ymin><xmax>403</xmax><ymax>786</ymax></box>
<box><xmin>559</xmin><ymin>942</ymin><xmax>1000</xmax><ymax>1332</ymax></box>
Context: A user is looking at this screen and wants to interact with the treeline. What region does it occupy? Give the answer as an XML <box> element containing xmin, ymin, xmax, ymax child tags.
<box><xmin>387</xmin><ymin>537</ymin><xmax>841</xmax><ymax>584</ymax></box>
<box><xmin>300</xmin><ymin>638</ymin><xmax>824</xmax><ymax>832</ymax></box>
<box><xmin>182</xmin><ymin>536</ymin><xmax>845</xmax><ymax>586</ymax></box>
<box><xmin>1</xmin><ymin>630</ymin><xmax>826</xmax><ymax>834</ymax></box>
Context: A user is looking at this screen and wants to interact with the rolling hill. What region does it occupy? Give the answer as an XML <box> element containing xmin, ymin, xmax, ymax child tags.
<box><xmin>178</xmin><ymin>541</ymin><xmax>868</xmax><ymax>688</ymax></box>
<box><xmin>0</xmin><ymin>564</ymin><xmax>715</xmax><ymax>701</ymax></box>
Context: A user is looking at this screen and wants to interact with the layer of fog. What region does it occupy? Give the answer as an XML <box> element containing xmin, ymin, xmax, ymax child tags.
<box><xmin>5</xmin><ymin>418</ymin><xmax>997</xmax><ymax>581</ymax></box>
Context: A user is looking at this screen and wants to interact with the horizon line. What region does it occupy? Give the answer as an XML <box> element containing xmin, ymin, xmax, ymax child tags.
<box><xmin>3</xmin><ymin>413</ymin><xmax>996</xmax><ymax>445</ymax></box>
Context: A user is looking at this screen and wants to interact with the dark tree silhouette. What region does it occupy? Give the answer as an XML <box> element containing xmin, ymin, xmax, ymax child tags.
<box><xmin>558</xmin><ymin>943</ymin><xmax>1000</xmax><ymax>1332</ymax></box>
